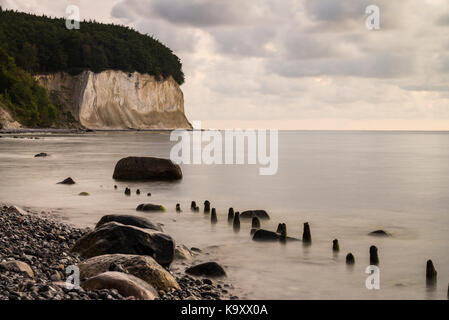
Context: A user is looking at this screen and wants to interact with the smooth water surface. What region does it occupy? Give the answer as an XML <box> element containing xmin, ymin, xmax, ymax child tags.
<box><xmin>0</xmin><ymin>131</ymin><xmax>448</xmax><ymax>299</ymax></box>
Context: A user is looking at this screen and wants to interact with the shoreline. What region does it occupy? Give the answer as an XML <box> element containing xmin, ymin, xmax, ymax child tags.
<box><xmin>0</xmin><ymin>204</ymin><xmax>238</xmax><ymax>300</ymax></box>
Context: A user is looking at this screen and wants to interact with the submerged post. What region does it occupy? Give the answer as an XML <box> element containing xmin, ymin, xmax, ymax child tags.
<box><xmin>332</xmin><ymin>239</ymin><xmax>340</xmax><ymax>252</ymax></box>
<box><xmin>369</xmin><ymin>245</ymin><xmax>379</xmax><ymax>265</ymax></box>
<box><xmin>211</xmin><ymin>208</ymin><xmax>217</xmax><ymax>224</ymax></box>
<box><xmin>302</xmin><ymin>222</ymin><xmax>311</xmax><ymax>244</ymax></box>
<box><xmin>233</xmin><ymin>212</ymin><xmax>240</xmax><ymax>232</ymax></box>
<box><xmin>204</xmin><ymin>200</ymin><xmax>211</xmax><ymax>213</ymax></box>
<box><xmin>228</xmin><ymin>208</ymin><xmax>234</xmax><ymax>223</ymax></box>
<box><xmin>426</xmin><ymin>259</ymin><xmax>437</xmax><ymax>286</ymax></box>
<box><xmin>276</xmin><ymin>223</ymin><xmax>283</xmax><ymax>233</ymax></box>
<box><xmin>252</xmin><ymin>217</ymin><xmax>261</xmax><ymax>229</ymax></box>
<box><xmin>280</xmin><ymin>224</ymin><xmax>287</xmax><ymax>243</ymax></box>
<box><xmin>346</xmin><ymin>253</ymin><xmax>355</xmax><ymax>265</ymax></box>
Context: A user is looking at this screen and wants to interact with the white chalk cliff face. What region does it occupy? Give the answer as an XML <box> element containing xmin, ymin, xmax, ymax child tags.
<box><xmin>35</xmin><ymin>70</ymin><xmax>192</xmax><ymax>130</ymax></box>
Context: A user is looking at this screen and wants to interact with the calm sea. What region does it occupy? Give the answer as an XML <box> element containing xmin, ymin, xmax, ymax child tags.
<box><xmin>0</xmin><ymin>131</ymin><xmax>448</xmax><ymax>299</ymax></box>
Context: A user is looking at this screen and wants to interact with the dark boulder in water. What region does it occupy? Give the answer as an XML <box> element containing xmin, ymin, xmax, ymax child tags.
<box><xmin>34</xmin><ymin>152</ymin><xmax>48</xmax><ymax>157</ymax></box>
<box><xmin>185</xmin><ymin>262</ymin><xmax>226</xmax><ymax>277</ymax></box>
<box><xmin>368</xmin><ymin>230</ymin><xmax>390</xmax><ymax>237</ymax></box>
<box><xmin>95</xmin><ymin>214</ymin><xmax>163</xmax><ymax>232</ymax></box>
<box><xmin>136</xmin><ymin>203</ymin><xmax>166</xmax><ymax>212</ymax></box>
<box><xmin>240</xmin><ymin>210</ymin><xmax>270</xmax><ymax>220</ymax></box>
<box><xmin>72</xmin><ymin>222</ymin><xmax>175</xmax><ymax>267</ymax></box>
<box><xmin>113</xmin><ymin>157</ymin><xmax>182</xmax><ymax>181</ymax></box>
<box><xmin>57</xmin><ymin>177</ymin><xmax>75</xmax><ymax>185</ymax></box>
<box><xmin>252</xmin><ymin>229</ymin><xmax>280</xmax><ymax>242</ymax></box>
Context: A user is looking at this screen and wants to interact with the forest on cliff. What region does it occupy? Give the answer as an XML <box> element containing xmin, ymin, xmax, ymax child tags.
<box><xmin>0</xmin><ymin>7</ymin><xmax>185</xmax><ymax>127</ymax></box>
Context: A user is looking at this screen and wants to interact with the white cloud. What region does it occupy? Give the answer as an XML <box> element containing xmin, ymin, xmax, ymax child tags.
<box><xmin>2</xmin><ymin>0</ymin><xmax>449</xmax><ymax>129</ymax></box>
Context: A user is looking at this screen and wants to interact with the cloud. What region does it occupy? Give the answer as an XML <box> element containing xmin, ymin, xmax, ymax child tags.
<box><xmin>3</xmin><ymin>0</ymin><xmax>449</xmax><ymax>128</ymax></box>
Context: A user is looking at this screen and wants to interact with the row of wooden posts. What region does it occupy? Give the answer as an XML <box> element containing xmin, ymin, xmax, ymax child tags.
<box><xmin>177</xmin><ymin>200</ymin><xmax>443</xmax><ymax>293</ymax></box>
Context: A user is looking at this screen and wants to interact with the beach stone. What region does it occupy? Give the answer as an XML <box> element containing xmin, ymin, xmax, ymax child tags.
<box><xmin>72</xmin><ymin>222</ymin><xmax>175</xmax><ymax>267</ymax></box>
<box><xmin>252</xmin><ymin>229</ymin><xmax>280</xmax><ymax>242</ymax></box>
<box><xmin>185</xmin><ymin>262</ymin><xmax>226</xmax><ymax>278</ymax></box>
<box><xmin>136</xmin><ymin>203</ymin><xmax>165</xmax><ymax>212</ymax></box>
<box><xmin>78</xmin><ymin>254</ymin><xmax>179</xmax><ymax>291</ymax></box>
<box><xmin>34</xmin><ymin>152</ymin><xmax>48</xmax><ymax>157</ymax></box>
<box><xmin>95</xmin><ymin>215</ymin><xmax>163</xmax><ymax>232</ymax></box>
<box><xmin>57</xmin><ymin>177</ymin><xmax>75</xmax><ymax>185</ymax></box>
<box><xmin>82</xmin><ymin>271</ymin><xmax>159</xmax><ymax>300</ymax></box>
<box><xmin>368</xmin><ymin>230</ymin><xmax>390</xmax><ymax>237</ymax></box>
<box><xmin>0</xmin><ymin>260</ymin><xmax>34</xmax><ymax>278</ymax></box>
<box><xmin>240</xmin><ymin>210</ymin><xmax>270</xmax><ymax>220</ymax></box>
<box><xmin>113</xmin><ymin>157</ymin><xmax>182</xmax><ymax>181</ymax></box>
<box><xmin>175</xmin><ymin>245</ymin><xmax>194</xmax><ymax>261</ymax></box>
<box><xmin>7</xmin><ymin>205</ymin><xmax>27</xmax><ymax>215</ymax></box>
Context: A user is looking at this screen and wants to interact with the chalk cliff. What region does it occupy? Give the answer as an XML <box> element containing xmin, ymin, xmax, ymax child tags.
<box><xmin>35</xmin><ymin>70</ymin><xmax>192</xmax><ymax>130</ymax></box>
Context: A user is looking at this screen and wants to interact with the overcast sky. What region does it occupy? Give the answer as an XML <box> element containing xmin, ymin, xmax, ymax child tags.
<box><xmin>2</xmin><ymin>0</ymin><xmax>449</xmax><ymax>129</ymax></box>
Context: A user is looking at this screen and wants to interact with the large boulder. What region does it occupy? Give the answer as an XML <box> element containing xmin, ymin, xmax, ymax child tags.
<box><xmin>95</xmin><ymin>215</ymin><xmax>163</xmax><ymax>232</ymax></box>
<box><xmin>0</xmin><ymin>260</ymin><xmax>34</xmax><ymax>278</ymax></box>
<box><xmin>252</xmin><ymin>229</ymin><xmax>280</xmax><ymax>241</ymax></box>
<box><xmin>72</xmin><ymin>222</ymin><xmax>175</xmax><ymax>267</ymax></box>
<box><xmin>240</xmin><ymin>210</ymin><xmax>270</xmax><ymax>220</ymax></box>
<box><xmin>185</xmin><ymin>262</ymin><xmax>226</xmax><ymax>277</ymax></box>
<box><xmin>112</xmin><ymin>157</ymin><xmax>182</xmax><ymax>181</ymax></box>
<box><xmin>78</xmin><ymin>254</ymin><xmax>179</xmax><ymax>291</ymax></box>
<box><xmin>82</xmin><ymin>271</ymin><xmax>158</xmax><ymax>300</ymax></box>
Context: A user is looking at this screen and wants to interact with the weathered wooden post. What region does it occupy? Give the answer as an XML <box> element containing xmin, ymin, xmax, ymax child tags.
<box><xmin>302</xmin><ymin>222</ymin><xmax>311</xmax><ymax>244</ymax></box>
<box><xmin>211</xmin><ymin>208</ymin><xmax>217</xmax><ymax>224</ymax></box>
<box><xmin>369</xmin><ymin>245</ymin><xmax>379</xmax><ymax>265</ymax></box>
